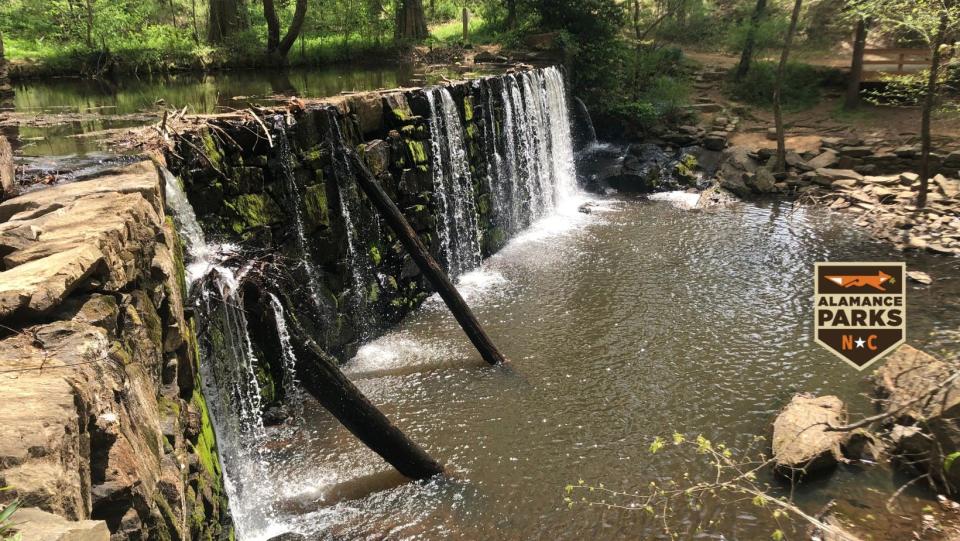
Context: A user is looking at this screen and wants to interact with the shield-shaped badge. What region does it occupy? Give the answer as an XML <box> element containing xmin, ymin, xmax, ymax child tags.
<box><xmin>814</xmin><ymin>262</ymin><xmax>906</xmax><ymax>370</ymax></box>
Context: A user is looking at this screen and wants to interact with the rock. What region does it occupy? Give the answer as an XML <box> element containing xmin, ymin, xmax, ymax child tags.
<box><xmin>716</xmin><ymin>146</ymin><xmax>760</xmax><ymax>198</ymax></box>
<box><xmin>933</xmin><ymin>174</ymin><xmax>959</xmax><ymax>198</ymax></box>
<box><xmin>927</xmin><ymin>242</ymin><xmax>955</xmax><ymax>255</ymax></box>
<box><xmin>772</xmin><ymin>394</ymin><xmax>848</xmax><ymax>477</ymax></box>
<box><xmin>766</xmin><ymin>127</ymin><xmax>778</xmax><ymax>141</ymax></box>
<box><xmin>944</xmin><ymin>150</ymin><xmax>960</xmax><ymax>167</ymax></box>
<box><xmin>9</xmin><ymin>507</ymin><xmax>109</xmax><ymax>541</ymax></box>
<box><xmin>831</xmin><ymin>178</ymin><xmax>859</xmax><ymax>189</ymax></box>
<box><xmin>807</xmin><ymin>150</ymin><xmax>839</xmax><ymax>170</ymax></box>
<box><xmin>0</xmin><ymin>135</ymin><xmax>14</xmax><ymax>200</ymax></box>
<box><xmin>785</xmin><ymin>151</ymin><xmax>810</xmax><ymax>171</ymax></box>
<box><xmin>895</xmin><ymin>145</ymin><xmax>920</xmax><ymax>159</ymax></box>
<box><xmin>702</xmin><ymin>131</ymin><xmax>728</xmax><ymax>151</ymax></box>
<box><xmin>839</xmin><ymin>146</ymin><xmax>874</xmax><ymax>158</ymax></box>
<box><xmin>814</xmin><ymin>168</ymin><xmax>863</xmax><ymax>187</ymax></box>
<box><xmin>347</xmin><ymin>92</ymin><xmax>384</xmax><ymax>136</ymax></box>
<box><xmin>907</xmin><ymin>270</ymin><xmax>933</xmax><ymax>285</ymax></box>
<box><xmin>899</xmin><ymin>172</ymin><xmax>919</xmax><ymax>185</ymax></box>
<box><xmin>873</xmin><ymin>345</ymin><xmax>960</xmax><ymax>490</ymax></box>
<box><xmin>752</xmin><ymin>168</ymin><xmax>776</xmax><ymax>193</ymax></box>
<box><xmin>690</xmin><ymin>102</ymin><xmax>723</xmax><ymax>113</ymax></box>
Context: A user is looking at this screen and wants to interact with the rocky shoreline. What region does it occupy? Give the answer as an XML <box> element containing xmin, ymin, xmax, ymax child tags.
<box><xmin>0</xmin><ymin>161</ymin><xmax>231</xmax><ymax>540</ymax></box>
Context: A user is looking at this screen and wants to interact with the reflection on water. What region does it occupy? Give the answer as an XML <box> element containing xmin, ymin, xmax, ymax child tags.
<box><xmin>5</xmin><ymin>64</ymin><xmax>466</xmax><ymax>162</ymax></box>
<box><xmin>240</xmin><ymin>197</ymin><xmax>960</xmax><ymax>540</ymax></box>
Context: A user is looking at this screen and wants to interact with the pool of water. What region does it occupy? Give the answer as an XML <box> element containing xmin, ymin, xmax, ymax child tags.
<box><xmin>1</xmin><ymin>64</ymin><xmax>493</xmax><ymax>175</ymax></box>
<box><xmin>236</xmin><ymin>195</ymin><xmax>960</xmax><ymax>540</ymax></box>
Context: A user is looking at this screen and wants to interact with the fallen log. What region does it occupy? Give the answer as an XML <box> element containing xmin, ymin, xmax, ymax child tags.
<box><xmin>245</xmin><ymin>281</ymin><xmax>445</xmax><ymax>480</ymax></box>
<box><xmin>344</xmin><ymin>147</ymin><xmax>509</xmax><ymax>366</ymax></box>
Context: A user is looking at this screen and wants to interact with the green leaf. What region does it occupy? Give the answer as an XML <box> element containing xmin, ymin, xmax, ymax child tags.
<box><xmin>944</xmin><ymin>451</ymin><xmax>960</xmax><ymax>473</ymax></box>
<box><xmin>650</xmin><ymin>436</ymin><xmax>665</xmax><ymax>454</ymax></box>
<box><xmin>771</xmin><ymin>529</ymin><xmax>784</xmax><ymax>541</ymax></box>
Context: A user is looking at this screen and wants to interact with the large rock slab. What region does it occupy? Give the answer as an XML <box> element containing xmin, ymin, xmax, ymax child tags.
<box><xmin>0</xmin><ymin>162</ymin><xmax>163</xmax><ymax>322</ymax></box>
<box><xmin>9</xmin><ymin>507</ymin><xmax>109</xmax><ymax>541</ymax></box>
<box><xmin>772</xmin><ymin>393</ymin><xmax>848</xmax><ymax>476</ymax></box>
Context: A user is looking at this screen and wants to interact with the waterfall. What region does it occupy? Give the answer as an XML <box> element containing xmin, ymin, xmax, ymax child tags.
<box><xmin>427</xmin><ymin>87</ymin><xmax>483</xmax><ymax>278</ymax></box>
<box><xmin>323</xmin><ymin>108</ymin><xmax>377</xmax><ymax>339</ymax></box>
<box><xmin>273</xmin><ymin>117</ymin><xmax>327</xmax><ymax>312</ymax></box>
<box><xmin>269</xmin><ymin>292</ymin><xmax>303</xmax><ymax>415</ymax></box>
<box><xmin>161</xmin><ymin>167</ymin><xmax>215</xmax><ymax>288</ymax></box>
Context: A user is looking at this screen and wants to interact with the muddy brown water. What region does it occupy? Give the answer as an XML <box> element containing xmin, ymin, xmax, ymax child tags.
<box><xmin>241</xmin><ymin>195</ymin><xmax>960</xmax><ymax>540</ymax></box>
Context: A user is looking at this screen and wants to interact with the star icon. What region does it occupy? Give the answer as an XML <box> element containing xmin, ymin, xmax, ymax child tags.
<box><xmin>854</xmin><ymin>337</ymin><xmax>866</xmax><ymax>349</ymax></box>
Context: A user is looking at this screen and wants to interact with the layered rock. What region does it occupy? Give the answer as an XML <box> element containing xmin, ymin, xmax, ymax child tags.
<box><xmin>0</xmin><ymin>162</ymin><xmax>231</xmax><ymax>540</ymax></box>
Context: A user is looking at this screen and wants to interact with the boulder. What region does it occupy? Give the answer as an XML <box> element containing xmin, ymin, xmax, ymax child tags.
<box><xmin>831</xmin><ymin>178</ymin><xmax>859</xmax><ymax>189</ymax></box>
<box><xmin>899</xmin><ymin>172</ymin><xmax>919</xmax><ymax>185</ymax></box>
<box><xmin>839</xmin><ymin>145</ymin><xmax>874</xmax><ymax>158</ymax></box>
<box><xmin>873</xmin><ymin>345</ymin><xmax>960</xmax><ymax>489</ymax></box>
<box><xmin>772</xmin><ymin>393</ymin><xmax>848</xmax><ymax>476</ymax></box>
<box><xmin>9</xmin><ymin>507</ymin><xmax>109</xmax><ymax>541</ymax></box>
<box><xmin>895</xmin><ymin>145</ymin><xmax>920</xmax><ymax>159</ymax></box>
<box><xmin>944</xmin><ymin>150</ymin><xmax>960</xmax><ymax>167</ymax></box>
<box><xmin>807</xmin><ymin>150</ymin><xmax>839</xmax><ymax>170</ymax></box>
<box><xmin>716</xmin><ymin>146</ymin><xmax>760</xmax><ymax>198</ymax></box>
<box><xmin>907</xmin><ymin>270</ymin><xmax>933</xmax><ymax>285</ymax></box>
<box><xmin>347</xmin><ymin>92</ymin><xmax>384</xmax><ymax>136</ymax></box>
<box><xmin>702</xmin><ymin>131</ymin><xmax>728</xmax><ymax>151</ymax></box>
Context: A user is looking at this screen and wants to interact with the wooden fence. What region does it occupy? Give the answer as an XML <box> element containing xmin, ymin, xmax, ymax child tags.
<box><xmin>860</xmin><ymin>48</ymin><xmax>937</xmax><ymax>82</ymax></box>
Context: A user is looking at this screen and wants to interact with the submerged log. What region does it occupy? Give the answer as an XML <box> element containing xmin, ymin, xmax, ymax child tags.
<box><xmin>345</xmin><ymin>149</ymin><xmax>509</xmax><ymax>366</ymax></box>
<box><xmin>246</xmin><ymin>282</ymin><xmax>445</xmax><ymax>480</ymax></box>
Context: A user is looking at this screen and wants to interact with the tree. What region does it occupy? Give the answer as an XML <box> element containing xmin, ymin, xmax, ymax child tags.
<box><xmin>773</xmin><ymin>0</ymin><xmax>804</xmax><ymax>173</ymax></box>
<box><xmin>735</xmin><ymin>0</ymin><xmax>768</xmax><ymax>81</ymax></box>
<box><xmin>848</xmin><ymin>0</ymin><xmax>960</xmax><ymax>208</ymax></box>
<box><xmin>844</xmin><ymin>16</ymin><xmax>868</xmax><ymax>109</ymax></box>
<box><xmin>395</xmin><ymin>0</ymin><xmax>428</xmax><ymax>41</ymax></box>
<box><xmin>208</xmin><ymin>0</ymin><xmax>249</xmax><ymax>44</ymax></box>
<box><xmin>262</xmin><ymin>0</ymin><xmax>308</xmax><ymax>62</ymax></box>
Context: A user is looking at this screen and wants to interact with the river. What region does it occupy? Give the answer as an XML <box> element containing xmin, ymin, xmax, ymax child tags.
<box><xmin>229</xmin><ymin>194</ymin><xmax>960</xmax><ymax>540</ymax></box>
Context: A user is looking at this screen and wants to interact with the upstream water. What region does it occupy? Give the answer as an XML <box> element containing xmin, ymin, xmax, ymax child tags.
<box><xmin>236</xmin><ymin>196</ymin><xmax>960</xmax><ymax>540</ymax></box>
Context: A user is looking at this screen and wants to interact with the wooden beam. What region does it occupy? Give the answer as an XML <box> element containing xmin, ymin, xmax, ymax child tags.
<box><xmin>344</xmin><ymin>147</ymin><xmax>510</xmax><ymax>367</ymax></box>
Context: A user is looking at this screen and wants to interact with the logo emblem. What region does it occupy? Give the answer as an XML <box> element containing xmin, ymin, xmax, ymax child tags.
<box><xmin>814</xmin><ymin>262</ymin><xmax>906</xmax><ymax>370</ymax></box>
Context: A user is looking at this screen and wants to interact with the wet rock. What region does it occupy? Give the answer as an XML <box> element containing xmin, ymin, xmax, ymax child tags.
<box><xmin>267</xmin><ymin>533</ymin><xmax>308</xmax><ymax>541</ymax></box>
<box><xmin>10</xmin><ymin>507</ymin><xmax>109</xmax><ymax>541</ymax></box>
<box><xmin>907</xmin><ymin>270</ymin><xmax>933</xmax><ymax>284</ymax></box>
<box><xmin>716</xmin><ymin>146</ymin><xmax>760</xmax><ymax>198</ymax></box>
<box><xmin>772</xmin><ymin>393</ymin><xmax>848</xmax><ymax>477</ymax></box>
<box><xmin>474</xmin><ymin>51</ymin><xmax>509</xmax><ymax>63</ymax></box>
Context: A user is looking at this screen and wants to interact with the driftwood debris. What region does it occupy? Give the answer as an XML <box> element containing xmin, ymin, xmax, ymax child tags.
<box><xmin>345</xmin><ymin>148</ymin><xmax>510</xmax><ymax>366</ymax></box>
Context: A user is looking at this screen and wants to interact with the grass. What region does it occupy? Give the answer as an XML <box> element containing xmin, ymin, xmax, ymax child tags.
<box><xmin>427</xmin><ymin>15</ymin><xmax>499</xmax><ymax>46</ymax></box>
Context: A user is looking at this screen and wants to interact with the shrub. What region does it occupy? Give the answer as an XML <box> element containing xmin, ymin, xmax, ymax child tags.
<box><xmin>727</xmin><ymin>61</ymin><xmax>824</xmax><ymax>110</ymax></box>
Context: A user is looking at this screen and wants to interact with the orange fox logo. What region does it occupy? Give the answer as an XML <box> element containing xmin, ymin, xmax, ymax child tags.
<box><xmin>824</xmin><ymin>271</ymin><xmax>892</xmax><ymax>292</ymax></box>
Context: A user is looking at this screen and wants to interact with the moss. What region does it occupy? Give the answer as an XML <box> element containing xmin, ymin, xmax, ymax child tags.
<box><xmin>224</xmin><ymin>194</ymin><xmax>282</xmax><ymax>236</ymax></box>
<box><xmin>200</xmin><ymin>131</ymin><xmax>223</xmax><ymax>170</ymax></box>
<box><xmin>158</xmin><ymin>396</ymin><xmax>182</xmax><ymax>418</ymax></box>
<box><xmin>166</xmin><ymin>216</ymin><xmax>188</xmax><ymax>296</ymax></box>
<box><xmin>255</xmin><ymin>362</ymin><xmax>276</xmax><ymax>404</ymax></box>
<box><xmin>369</xmin><ymin>244</ymin><xmax>382</xmax><ymax>266</ymax></box>
<box><xmin>463</xmin><ymin>96</ymin><xmax>474</xmax><ymax>121</ymax></box>
<box><xmin>152</xmin><ymin>491</ymin><xmax>179</xmax><ymax>541</ymax></box>
<box><xmin>406</xmin><ymin>140</ymin><xmax>428</xmax><ymax>166</ymax></box>
<box><xmin>190</xmin><ymin>388</ymin><xmax>222</xmax><ymax>486</ymax></box>
<box><xmin>368</xmin><ymin>283</ymin><xmax>380</xmax><ymax>303</ymax></box>
<box><xmin>303</xmin><ymin>184</ymin><xmax>330</xmax><ymax>228</ymax></box>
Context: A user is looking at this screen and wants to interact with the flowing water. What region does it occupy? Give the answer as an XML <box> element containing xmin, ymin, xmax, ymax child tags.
<box><xmin>237</xmin><ymin>197</ymin><xmax>960</xmax><ymax>540</ymax></box>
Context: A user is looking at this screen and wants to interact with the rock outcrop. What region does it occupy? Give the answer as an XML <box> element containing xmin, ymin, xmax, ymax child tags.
<box><xmin>772</xmin><ymin>393</ymin><xmax>848</xmax><ymax>477</ymax></box>
<box><xmin>873</xmin><ymin>345</ymin><xmax>960</xmax><ymax>491</ymax></box>
<box><xmin>0</xmin><ymin>162</ymin><xmax>231</xmax><ymax>539</ymax></box>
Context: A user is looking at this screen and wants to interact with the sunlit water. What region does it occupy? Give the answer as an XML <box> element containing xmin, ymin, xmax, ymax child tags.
<box><xmin>237</xmin><ymin>196</ymin><xmax>960</xmax><ymax>540</ymax></box>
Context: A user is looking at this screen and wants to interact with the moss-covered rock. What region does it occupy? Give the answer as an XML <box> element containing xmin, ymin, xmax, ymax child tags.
<box><xmin>224</xmin><ymin>193</ymin><xmax>283</xmax><ymax>236</ymax></box>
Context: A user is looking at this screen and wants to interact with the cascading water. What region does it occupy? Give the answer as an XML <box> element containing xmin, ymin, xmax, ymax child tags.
<box><xmin>161</xmin><ymin>67</ymin><xmax>582</xmax><ymax>540</ymax></box>
<box><xmin>427</xmin><ymin>87</ymin><xmax>483</xmax><ymax>278</ymax></box>
<box><xmin>273</xmin><ymin>116</ymin><xmax>327</xmax><ymax>312</ymax></box>
<box><xmin>323</xmin><ymin>108</ymin><xmax>378</xmax><ymax>339</ymax></box>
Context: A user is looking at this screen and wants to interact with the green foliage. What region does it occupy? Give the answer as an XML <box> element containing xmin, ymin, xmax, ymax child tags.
<box><xmin>0</xmin><ymin>487</ymin><xmax>22</xmax><ymax>541</ymax></box>
<box><xmin>727</xmin><ymin>61</ymin><xmax>823</xmax><ymax>110</ymax></box>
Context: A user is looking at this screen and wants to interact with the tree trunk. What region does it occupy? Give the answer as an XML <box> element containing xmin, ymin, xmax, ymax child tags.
<box><xmin>247</xmin><ymin>283</ymin><xmax>445</xmax><ymax>480</ymax></box>
<box><xmin>346</xmin><ymin>149</ymin><xmax>510</xmax><ymax>367</ymax></box>
<box><xmin>0</xmin><ymin>135</ymin><xmax>14</xmax><ymax>201</ymax></box>
<box><xmin>773</xmin><ymin>0</ymin><xmax>802</xmax><ymax>173</ymax></box>
<box><xmin>844</xmin><ymin>18</ymin><xmax>868</xmax><ymax>109</ymax></box>
<box><xmin>633</xmin><ymin>0</ymin><xmax>641</xmax><ymax>40</ymax></box>
<box><xmin>84</xmin><ymin>0</ymin><xmax>95</xmax><ymax>49</ymax></box>
<box><xmin>506</xmin><ymin>0</ymin><xmax>516</xmax><ymax>29</ymax></box>
<box><xmin>735</xmin><ymin>0</ymin><xmax>767</xmax><ymax>82</ymax></box>
<box><xmin>208</xmin><ymin>0</ymin><xmax>248</xmax><ymax>44</ymax></box>
<box><xmin>394</xmin><ymin>0</ymin><xmax>428</xmax><ymax>42</ymax></box>
<box><xmin>191</xmin><ymin>0</ymin><xmax>201</xmax><ymax>44</ymax></box>
<box><xmin>262</xmin><ymin>0</ymin><xmax>308</xmax><ymax>60</ymax></box>
<box><xmin>918</xmin><ymin>12</ymin><xmax>948</xmax><ymax>209</ymax></box>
